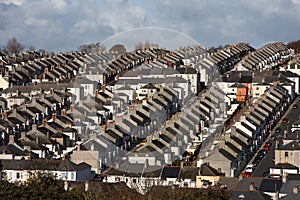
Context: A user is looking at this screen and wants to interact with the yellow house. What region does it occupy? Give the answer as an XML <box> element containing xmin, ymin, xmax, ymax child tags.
<box><xmin>196</xmin><ymin>175</ymin><xmax>220</xmax><ymax>188</ymax></box>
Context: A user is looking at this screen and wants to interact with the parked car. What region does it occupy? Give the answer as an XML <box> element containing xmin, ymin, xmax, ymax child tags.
<box><xmin>266</xmin><ymin>141</ymin><xmax>272</xmax><ymax>147</ymax></box>
<box><xmin>243</xmin><ymin>172</ymin><xmax>251</xmax><ymax>177</ymax></box>
<box><xmin>270</xmin><ymin>134</ymin><xmax>276</xmax><ymax>141</ymax></box>
<box><xmin>252</xmin><ymin>158</ymin><xmax>260</xmax><ymax>166</ymax></box>
<box><xmin>245</xmin><ymin>164</ymin><xmax>255</xmax><ymax>173</ymax></box>
<box><xmin>293</xmin><ymin>104</ymin><xmax>298</xmax><ymax>109</ymax></box>
<box><xmin>263</xmin><ymin>144</ymin><xmax>270</xmax><ymax>151</ymax></box>
<box><xmin>263</xmin><ymin>171</ymin><xmax>269</xmax><ymax>177</ymax></box>
<box><xmin>258</xmin><ymin>149</ymin><xmax>266</xmax><ymax>157</ymax></box>
<box><xmin>275</xmin><ymin>127</ymin><xmax>281</xmax><ymax>133</ymax></box>
<box><xmin>282</xmin><ymin>118</ymin><xmax>288</xmax><ymax>123</ymax></box>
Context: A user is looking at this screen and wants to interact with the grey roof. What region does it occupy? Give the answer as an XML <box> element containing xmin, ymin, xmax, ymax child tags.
<box><xmin>161</xmin><ymin>166</ymin><xmax>181</xmax><ymax>180</ymax></box>
<box><xmin>0</xmin><ymin>159</ymin><xmax>91</xmax><ymax>171</ymax></box>
<box><xmin>200</xmin><ymin>163</ymin><xmax>224</xmax><ymax>176</ymax></box>
<box><xmin>280</xmin><ymin>180</ymin><xmax>300</xmax><ymax>200</ymax></box>
<box><xmin>226</xmin><ymin>190</ymin><xmax>271</xmax><ymax>200</ymax></box>
<box><xmin>278</xmin><ymin>141</ymin><xmax>300</xmax><ymax>150</ymax></box>
<box><xmin>179</xmin><ymin>166</ymin><xmax>199</xmax><ymax>181</ymax></box>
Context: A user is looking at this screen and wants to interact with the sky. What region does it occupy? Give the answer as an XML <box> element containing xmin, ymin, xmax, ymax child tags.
<box><xmin>0</xmin><ymin>0</ymin><xmax>300</xmax><ymax>52</ymax></box>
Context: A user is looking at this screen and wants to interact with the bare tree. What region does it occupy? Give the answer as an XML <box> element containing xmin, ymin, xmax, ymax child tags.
<box><xmin>135</xmin><ymin>41</ymin><xmax>144</xmax><ymax>50</ymax></box>
<box><xmin>78</xmin><ymin>42</ymin><xmax>106</xmax><ymax>54</ymax></box>
<box><xmin>135</xmin><ymin>40</ymin><xmax>159</xmax><ymax>50</ymax></box>
<box><xmin>5</xmin><ymin>37</ymin><xmax>24</xmax><ymax>55</ymax></box>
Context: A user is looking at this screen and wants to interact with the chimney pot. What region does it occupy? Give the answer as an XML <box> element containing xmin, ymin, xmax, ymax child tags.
<box><xmin>42</xmin><ymin>118</ymin><xmax>47</xmax><ymax>126</ymax></box>
<box><xmin>249</xmin><ymin>181</ymin><xmax>255</xmax><ymax>191</ymax></box>
<box><xmin>101</xmin><ymin>85</ymin><xmax>106</xmax><ymax>93</ymax></box>
<box><xmin>52</xmin><ymin>113</ymin><xmax>57</xmax><ymax>122</ymax></box>
<box><xmin>61</xmin><ymin>109</ymin><xmax>66</xmax><ymax>117</ymax></box>
<box><xmin>293</xmin><ymin>185</ymin><xmax>299</xmax><ymax>194</ymax></box>
<box><xmin>8</xmin><ymin>134</ymin><xmax>14</xmax><ymax>145</ymax></box>
<box><xmin>283</xmin><ymin>172</ymin><xmax>288</xmax><ymax>183</ymax></box>
<box><xmin>70</xmin><ymin>104</ymin><xmax>74</xmax><ymax>112</ymax></box>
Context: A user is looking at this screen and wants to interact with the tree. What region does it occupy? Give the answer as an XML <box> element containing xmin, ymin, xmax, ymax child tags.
<box><xmin>287</xmin><ymin>40</ymin><xmax>300</xmax><ymax>54</ymax></box>
<box><xmin>5</xmin><ymin>37</ymin><xmax>24</xmax><ymax>55</ymax></box>
<box><xmin>78</xmin><ymin>42</ymin><xmax>106</xmax><ymax>54</ymax></box>
<box><xmin>135</xmin><ymin>40</ymin><xmax>159</xmax><ymax>50</ymax></box>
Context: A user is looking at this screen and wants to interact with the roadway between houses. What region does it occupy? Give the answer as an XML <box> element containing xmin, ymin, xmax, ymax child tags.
<box><xmin>240</xmin><ymin>94</ymin><xmax>300</xmax><ymax>177</ymax></box>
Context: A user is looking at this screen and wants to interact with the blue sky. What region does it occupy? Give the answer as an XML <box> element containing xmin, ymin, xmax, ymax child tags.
<box><xmin>0</xmin><ymin>0</ymin><xmax>300</xmax><ymax>52</ymax></box>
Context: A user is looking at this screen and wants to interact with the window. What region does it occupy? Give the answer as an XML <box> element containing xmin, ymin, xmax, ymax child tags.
<box><xmin>71</xmin><ymin>172</ymin><xmax>75</xmax><ymax>180</ymax></box>
<box><xmin>133</xmin><ymin>178</ymin><xmax>136</xmax><ymax>183</ymax></box>
<box><xmin>8</xmin><ymin>172</ymin><xmax>12</xmax><ymax>179</ymax></box>
<box><xmin>61</xmin><ymin>172</ymin><xmax>67</xmax><ymax>180</ymax></box>
<box><xmin>285</xmin><ymin>152</ymin><xmax>288</xmax><ymax>158</ymax></box>
<box><xmin>16</xmin><ymin>172</ymin><xmax>22</xmax><ymax>179</ymax></box>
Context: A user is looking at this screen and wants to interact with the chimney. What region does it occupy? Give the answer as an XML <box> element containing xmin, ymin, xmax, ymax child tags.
<box><xmin>283</xmin><ymin>172</ymin><xmax>288</xmax><ymax>183</ymax></box>
<box><xmin>70</xmin><ymin>104</ymin><xmax>74</xmax><ymax>112</ymax></box>
<box><xmin>239</xmin><ymin>174</ymin><xmax>243</xmax><ymax>181</ymax></box>
<box><xmin>21</xmin><ymin>132</ymin><xmax>27</xmax><ymax>140</ymax></box>
<box><xmin>293</xmin><ymin>185</ymin><xmax>298</xmax><ymax>194</ymax></box>
<box><xmin>95</xmin><ymin>89</ymin><xmax>99</xmax><ymax>97</ymax></box>
<box><xmin>101</xmin><ymin>85</ymin><xmax>106</xmax><ymax>93</ymax></box>
<box><xmin>50</xmin><ymin>88</ymin><xmax>54</xmax><ymax>94</ymax></box>
<box><xmin>91</xmin><ymin>143</ymin><xmax>94</xmax><ymax>151</ymax></box>
<box><xmin>249</xmin><ymin>181</ymin><xmax>255</xmax><ymax>191</ymax></box>
<box><xmin>42</xmin><ymin>118</ymin><xmax>47</xmax><ymax>126</ymax></box>
<box><xmin>2</xmin><ymin>112</ymin><xmax>7</xmax><ymax>120</ymax></box>
<box><xmin>61</xmin><ymin>109</ymin><xmax>66</xmax><ymax>117</ymax></box>
<box><xmin>32</xmin><ymin>124</ymin><xmax>37</xmax><ymax>132</ymax></box>
<box><xmin>52</xmin><ymin>113</ymin><xmax>57</xmax><ymax>122</ymax></box>
<box><xmin>146</xmin><ymin>135</ymin><xmax>153</xmax><ymax>145</ymax></box>
<box><xmin>284</xmin><ymin>130</ymin><xmax>287</xmax><ymax>139</ymax></box>
<box><xmin>8</xmin><ymin>134</ymin><xmax>14</xmax><ymax>145</ymax></box>
<box><xmin>35</xmin><ymin>136</ymin><xmax>39</xmax><ymax>144</ymax></box>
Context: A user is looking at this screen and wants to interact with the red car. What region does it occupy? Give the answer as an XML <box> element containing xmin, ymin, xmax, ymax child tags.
<box><xmin>243</xmin><ymin>172</ymin><xmax>251</xmax><ymax>177</ymax></box>
<box><xmin>282</xmin><ymin>118</ymin><xmax>288</xmax><ymax>123</ymax></box>
<box><xmin>263</xmin><ymin>144</ymin><xmax>270</xmax><ymax>151</ymax></box>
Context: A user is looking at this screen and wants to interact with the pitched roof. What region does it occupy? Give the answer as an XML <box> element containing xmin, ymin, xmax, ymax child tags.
<box><xmin>161</xmin><ymin>166</ymin><xmax>181</xmax><ymax>180</ymax></box>
<box><xmin>179</xmin><ymin>166</ymin><xmax>199</xmax><ymax>181</ymax></box>
<box><xmin>200</xmin><ymin>163</ymin><xmax>224</xmax><ymax>176</ymax></box>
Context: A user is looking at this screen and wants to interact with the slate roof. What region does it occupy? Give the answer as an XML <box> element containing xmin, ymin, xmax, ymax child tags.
<box><xmin>161</xmin><ymin>166</ymin><xmax>181</xmax><ymax>180</ymax></box>
<box><xmin>226</xmin><ymin>190</ymin><xmax>271</xmax><ymax>200</ymax></box>
<box><xmin>279</xmin><ymin>180</ymin><xmax>300</xmax><ymax>200</ymax></box>
<box><xmin>200</xmin><ymin>163</ymin><xmax>224</xmax><ymax>176</ymax></box>
<box><xmin>1</xmin><ymin>159</ymin><xmax>91</xmax><ymax>171</ymax></box>
<box><xmin>179</xmin><ymin>166</ymin><xmax>199</xmax><ymax>181</ymax></box>
<box><xmin>278</xmin><ymin>141</ymin><xmax>300</xmax><ymax>150</ymax></box>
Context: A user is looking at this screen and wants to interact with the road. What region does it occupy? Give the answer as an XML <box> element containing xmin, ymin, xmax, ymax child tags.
<box><xmin>251</xmin><ymin>95</ymin><xmax>300</xmax><ymax>177</ymax></box>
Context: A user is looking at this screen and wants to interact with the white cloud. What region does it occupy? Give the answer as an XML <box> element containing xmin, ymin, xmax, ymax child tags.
<box><xmin>0</xmin><ymin>0</ymin><xmax>25</xmax><ymax>5</ymax></box>
<box><xmin>0</xmin><ymin>0</ymin><xmax>300</xmax><ymax>51</ymax></box>
<box><xmin>97</xmin><ymin>0</ymin><xmax>146</xmax><ymax>31</ymax></box>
